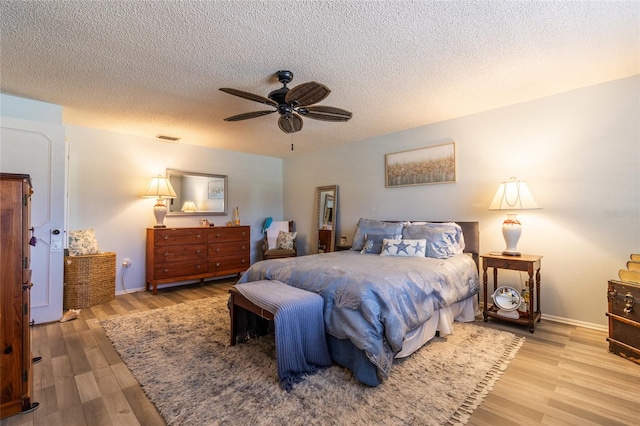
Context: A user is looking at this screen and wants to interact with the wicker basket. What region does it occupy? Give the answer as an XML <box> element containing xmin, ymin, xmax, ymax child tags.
<box><xmin>64</xmin><ymin>252</ymin><xmax>116</xmax><ymax>309</ymax></box>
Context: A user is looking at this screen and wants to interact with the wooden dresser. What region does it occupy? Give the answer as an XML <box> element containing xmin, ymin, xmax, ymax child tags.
<box><xmin>1</xmin><ymin>173</ymin><xmax>38</xmax><ymax>418</ymax></box>
<box><xmin>146</xmin><ymin>226</ymin><xmax>250</xmax><ymax>294</ymax></box>
<box><xmin>607</xmin><ymin>280</ymin><xmax>640</xmax><ymax>364</ymax></box>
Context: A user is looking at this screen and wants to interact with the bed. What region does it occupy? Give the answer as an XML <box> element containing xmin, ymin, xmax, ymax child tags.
<box><xmin>236</xmin><ymin>220</ymin><xmax>480</xmax><ymax>386</ymax></box>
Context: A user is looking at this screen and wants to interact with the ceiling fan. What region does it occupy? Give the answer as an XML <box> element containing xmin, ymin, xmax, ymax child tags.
<box><xmin>219</xmin><ymin>70</ymin><xmax>352</xmax><ymax>134</ymax></box>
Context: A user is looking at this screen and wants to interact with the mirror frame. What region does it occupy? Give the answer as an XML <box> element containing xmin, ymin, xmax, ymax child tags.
<box><xmin>492</xmin><ymin>286</ymin><xmax>522</xmax><ymax>311</ymax></box>
<box><xmin>166</xmin><ymin>169</ymin><xmax>228</xmax><ymax>216</ymax></box>
<box><xmin>313</xmin><ymin>185</ymin><xmax>338</xmax><ymax>253</ymax></box>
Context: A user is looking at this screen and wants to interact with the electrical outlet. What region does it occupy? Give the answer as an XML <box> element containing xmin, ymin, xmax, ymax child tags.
<box><xmin>123</xmin><ymin>258</ymin><xmax>131</xmax><ymax>267</ymax></box>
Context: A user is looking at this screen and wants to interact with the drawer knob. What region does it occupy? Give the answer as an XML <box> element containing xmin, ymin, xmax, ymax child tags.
<box><xmin>163</xmin><ymin>268</ymin><xmax>169</xmax><ymax>273</ymax></box>
<box><xmin>196</xmin><ymin>249</ymin><xmax>201</xmax><ymax>254</ymax></box>
<box><xmin>163</xmin><ymin>251</ymin><xmax>170</xmax><ymax>257</ymax></box>
<box><xmin>162</xmin><ymin>235</ymin><xmax>169</xmax><ymax>240</ymax></box>
<box><xmin>216</xmin><ymin>248</ymin><xmax>220</xmax><ymax>253</ymax></box>
<box><xmin>624</xmin><ymin>292</ymin><xmax>634</xmax><ymax>314</ymax></box>
<box><xmin>241</xmin><ymin>259</ymin><xmax>246</xmax><ymax>263</ymax></box>
<box><xmin>195</xmin><ymin>264</ymin><xmax>201</xmax><ymax>270</ymax></box>
<box><xmin>196</xmin><ymin>234</ymin><xmax>202</xmax><ymax>239</ymax></box>
<box><xmin>216</xmin><ymin>262</ymin><xmax>221</xmax><ymax>267</ymax></box>
<box><xmin>608</xmin><ymin>288</ymin><xmax>618</xmax><ymax>299</ymax></box>
<box><xmin>503</xmin><ymin>262</ymin><xmax>510</xmax><ymax>268</ymax></box>
<box><xmin>215</xmin><ymin>233</ymin><xmax>221</xmax><ymax>238</ymax></box>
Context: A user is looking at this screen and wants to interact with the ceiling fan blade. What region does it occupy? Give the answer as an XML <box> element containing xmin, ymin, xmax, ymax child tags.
<box><xmin>223</xmin><ymin>110</ymin><xmax>276</xmax><ymax>122</ymax></box>
<box><xmin>299</xmin><ymin>105</ymin><xmax>352</xmax><ymax>122</ymax></box>
<box><xmin>278</xmin><ymin>114</ymin><xmax>303</xmax><ymax>134</ymax></box>
<box><xmin>219</xmin><ymin>88</ymin><xmax>278</xmax><ymax>107</ymax></box>
<box><xmin>285</xmin><ymin>82</ymin><xmax>331</xmax><ymax>106</ymax></box>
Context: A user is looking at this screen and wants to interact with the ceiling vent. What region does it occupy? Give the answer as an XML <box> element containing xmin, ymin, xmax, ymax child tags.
<box><xmin>156</xmin><ymin>135</ymin><xmax>180</xmax><ymax>142</ymax></box>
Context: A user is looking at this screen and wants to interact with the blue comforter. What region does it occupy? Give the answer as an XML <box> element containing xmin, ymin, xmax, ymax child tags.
<box><xmin>237</xmin><ymin>251</ymin><xmax>479</xmax><ymax>379</ymax></box>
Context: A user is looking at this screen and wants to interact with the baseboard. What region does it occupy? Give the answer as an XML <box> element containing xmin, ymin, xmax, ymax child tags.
<box><xmin>541</xmin><ymin>313</ymin><xmax>607</xmax><ymax>332</ymax></box>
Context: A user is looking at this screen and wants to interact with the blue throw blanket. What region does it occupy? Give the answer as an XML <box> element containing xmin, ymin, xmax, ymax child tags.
<box><xmin>238</xmin><ymin>252</ymin><xmax>479</xmax><ymax>382</ymax></box>
<box><xmin>235</xmin><ymin>280</ymin><xmax>332</xmax><ymax>391</ymax></box>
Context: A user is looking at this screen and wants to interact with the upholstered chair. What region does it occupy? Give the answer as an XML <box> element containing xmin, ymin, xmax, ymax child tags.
<box><xmin>263</xmin><ymin>221</ymin><xmax>297</xmax><ymax>260</ymax></box>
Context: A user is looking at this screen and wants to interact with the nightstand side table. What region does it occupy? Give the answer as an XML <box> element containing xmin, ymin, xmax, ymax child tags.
<box><xmin>481</xmin><ymin>253</ymin><xmax>542</xmax><ymax>333</ymax></box>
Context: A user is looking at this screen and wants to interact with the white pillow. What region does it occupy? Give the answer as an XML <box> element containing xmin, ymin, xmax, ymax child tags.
<box><xmin>68</xmin><ymin>228</ymin><xmax>101</xmax><ymax>256</ymax></box>
<box><xmin>380</xmin><ymin>239</ymin><xmax>427</xmax><ymax>257</ymax></box>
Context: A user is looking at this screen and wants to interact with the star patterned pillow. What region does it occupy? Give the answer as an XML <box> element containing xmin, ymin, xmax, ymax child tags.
<box><xmin>380</xmin><ymin>238</ymin><xmax>427</xmax><ymax>257</ymax></box>
<box><xmin>360</xmin><ymin>233</ymin><xmax>402</xmax><ymax>254</ymax></box>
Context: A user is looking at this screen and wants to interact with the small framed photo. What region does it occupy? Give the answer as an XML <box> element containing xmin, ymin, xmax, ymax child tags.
<box><xmin>385</xmin><ymin>142</ymin><xmax>456</xmax><ymax>188</ymax></box>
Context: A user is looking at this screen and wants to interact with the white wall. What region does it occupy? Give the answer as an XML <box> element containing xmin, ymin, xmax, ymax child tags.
<box><xmin>283</xmin><ymin>75</ymin><xmax>640</xmax><ymax>328</ymax></box>
<box><xmin>66</xmin><ymin>125</ymin><xmax>283</xmax><ymax>292</ymax></box>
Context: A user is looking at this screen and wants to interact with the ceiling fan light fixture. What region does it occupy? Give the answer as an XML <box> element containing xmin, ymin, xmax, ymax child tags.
<box><xmin>219</xmin><ymin>70</ymin><xmax>352</xmax><ymax>134</ymax></box>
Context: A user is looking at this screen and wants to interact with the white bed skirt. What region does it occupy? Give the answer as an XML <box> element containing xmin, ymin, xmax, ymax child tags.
<box><xmin>396</xmin><ymin>296</ymin><xmax>478</xmax><ymax>358</ymax></box>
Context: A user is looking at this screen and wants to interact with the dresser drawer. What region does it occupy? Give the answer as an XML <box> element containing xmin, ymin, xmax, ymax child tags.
<box><xmin>483</xmin><ymin>257</ymin><xmax>529</xmax><ymax>271</ymax></box>
<box><xmin>208</xmin><ymin>255</ymin><xmax>249</xmax><ymax>273</ymax></box>
<box><xmin>154</xmin><ymin>228</ymin><xmax>207</xmax><ymax>246</ymax></box>
<box><xmin>208</xmin><ymin>226</ymin><xmax>250</xmax><ymax>243</ymax></box>
<box><xmin>153</xmin><ymin>244</ymin><xmax>207</xmax><ymax>262</ymax></box>
<box><xmin>152</xmin><ymin>259</ymin><xmax>207</xmax><ymax>279</ymax></box>
<box><xmin>209</xmin><ymin>241</ymin><xmax>249</xmax><ymax>257</ymax></box>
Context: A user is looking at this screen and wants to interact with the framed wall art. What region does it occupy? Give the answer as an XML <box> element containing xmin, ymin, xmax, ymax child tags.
<box><xmin>385</xmin><ymin>142</ymin><xmax>456</xmax><ymax>188</ymax></box>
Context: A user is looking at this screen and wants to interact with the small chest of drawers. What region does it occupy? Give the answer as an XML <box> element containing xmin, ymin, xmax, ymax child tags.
<box><xmin>146</xmin><ymin>226</ymin><xmax>250</xmax><ymax>294</ymax></box>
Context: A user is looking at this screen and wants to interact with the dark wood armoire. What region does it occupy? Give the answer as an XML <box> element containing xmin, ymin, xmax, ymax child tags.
<box><xmin>1</xmin><ymin>173</ymin><xmax>38</xmax><ymax>418</ymax></box>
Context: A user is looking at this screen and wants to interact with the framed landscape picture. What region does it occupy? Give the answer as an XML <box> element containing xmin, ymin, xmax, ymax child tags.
<box><xmin>385</xmin><ymin>142</ymin><xmax>456</xmax><ymax>188</ymax></box>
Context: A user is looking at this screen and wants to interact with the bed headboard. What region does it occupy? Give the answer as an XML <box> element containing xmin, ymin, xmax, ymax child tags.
<box><xmin>385</xmin><ymin>221</ymin><xmax>480</xmax><ymax>271</ymax></box>
<box><xmin>452</xmin><ymin>221</ymin><xmax>479</xmax><ymax>271</ymax></box>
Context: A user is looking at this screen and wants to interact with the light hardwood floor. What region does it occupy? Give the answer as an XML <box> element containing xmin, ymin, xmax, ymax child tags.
<box><xmin>2</xmin><ymin>279</ymin><xmax>639</xmax><ymax>426</ymax></box>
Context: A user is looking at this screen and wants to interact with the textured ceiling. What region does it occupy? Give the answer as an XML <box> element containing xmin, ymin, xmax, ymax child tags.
<box><xmin>1</xmin><ymin>1</ymin><xmax>638</xmax><ymax>158</ymax></box>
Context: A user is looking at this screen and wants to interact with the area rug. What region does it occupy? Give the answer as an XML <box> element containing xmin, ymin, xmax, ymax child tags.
<box><xmin>101</xmin><ymin>295</ymin><xmax>524</xmax><ymax>425</ymax></box>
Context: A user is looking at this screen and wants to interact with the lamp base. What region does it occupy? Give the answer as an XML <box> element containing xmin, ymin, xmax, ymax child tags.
<box><xmin>153</xmin><ymin>200</ymin><xmax>168</xmax><ymax>228</ymax></box>
<box><xmin>501</xmin><ymin>213</ymin><xmax>522</xmax><ymax>257</ymax></box>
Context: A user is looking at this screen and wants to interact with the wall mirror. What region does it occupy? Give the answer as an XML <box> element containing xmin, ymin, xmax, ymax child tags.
<box><xmin>313</xmin><ymin>185</ymin><xmax>337</xmax><ymax>253</ymax></box>
<box><xmin>166</xmin><ymin>169</ymin><xmax>228</xmax><ymax>216</ymax></box>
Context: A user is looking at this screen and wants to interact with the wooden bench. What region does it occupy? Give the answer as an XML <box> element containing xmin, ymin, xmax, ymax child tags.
<box><xmin>228</xmin><ymin>280</ymin><xmax>332</xmax><ymax>390</ymax></box>
<box><xmin>229</xmin><ymin>285</ymin><xmax>274</xmax><ymax>346</ymax></box>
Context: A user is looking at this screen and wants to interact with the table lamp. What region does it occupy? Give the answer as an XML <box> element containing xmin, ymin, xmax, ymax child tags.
<box><xmin>143</xmin><ymin>176</ymin><xmax>177</xmax><ymax>228</ymax></box>
<box><xmin>489</xmin><ymin>177</ymin><xmax>540</xmax><ymax>256</ymax></box>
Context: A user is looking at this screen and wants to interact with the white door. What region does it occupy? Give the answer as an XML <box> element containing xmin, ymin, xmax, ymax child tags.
<box><xmin>1</xmin><ymin>117</ymin><xmax>66</xmax><ymax>324</ymax></box>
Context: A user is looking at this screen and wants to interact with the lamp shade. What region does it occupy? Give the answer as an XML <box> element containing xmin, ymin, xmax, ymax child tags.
<box><xmin>142</xmin><ymin>176</ymin><xmax>177</xmax><ymax>199</ymax></box>
<box><xmin>181</xmin><ymin>200</ymin><xmax>197</xmax><ymax>212</ymax></box>
<box><xmin>489</xmin><ymin>177</ymin><xmax>540</xmax><ymax>211</ymax></box>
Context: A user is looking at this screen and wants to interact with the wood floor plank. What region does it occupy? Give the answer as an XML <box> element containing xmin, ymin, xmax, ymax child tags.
<box><xmin>80</xmin><ymin>398</ymin><xmax>112</xmax><ymax>426</ymax></box>
<box><xmin>51</xmin><ymin>355</ymin><xmax>82</xmax><ymax>410</ymax></box>
<box><xmin>74</xmin><ymin>372</ymin><xmax>101</xmax><ymax>403</ymax></box>
<box><xmin>101</xmin><ymin>390</ymin><xmax>140</xmax><ymax>426</ymax></box>
<box><xmin>109</xmin><ymin>362</ymin><xmax>139</xmax><ymax>390</ymax></box>
<box><xmin>121</xmin><ymin>385</ymin><xmax>165</xmax><ymax>426</ymax></box>
<box><xmin>61</xmin><ymin>333</ymin><xmax>92</xmax><ymax>376</ymax></box>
